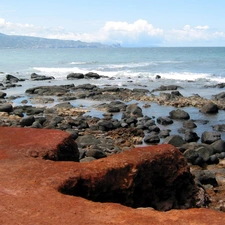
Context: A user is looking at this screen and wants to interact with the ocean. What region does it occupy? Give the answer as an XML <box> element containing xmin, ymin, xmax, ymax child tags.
<box><xmin>1</xmin><ymin>47</ymin><xmax>225</xmax><ymax>98</ymax></box>
<box><xmin>1</xmin><ymin>47</ymin><xmax>225</xmax><ymax>141</ymax></box>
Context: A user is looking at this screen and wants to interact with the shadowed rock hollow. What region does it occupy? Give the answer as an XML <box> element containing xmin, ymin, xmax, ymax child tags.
<box><xmin>59</xmin><ymin>145</ymin><xmax>199</xmax><ymax>211</ymax></box>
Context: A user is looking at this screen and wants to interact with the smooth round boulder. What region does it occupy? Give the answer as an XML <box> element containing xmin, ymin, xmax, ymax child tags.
<box><xmin>210</xmin><ymin>139</ymin><xmax>225</xmax><ymax>154</ymax></box>
<box><xmin>85</xmin><ymin>149</ymin><xmax>107</xmax><ymax>159</ymax></box>
<box><xmin>144</xmin><ymin>133</ymin><xmax>160</xmax><ymax>144</ymax></box>
<box><xmin>200</xmin><ymin>102</ymin><xmax>218</xmax><ymax>114</ymax></box>
<box><xmin>0</xmin><ymin>103</ymin><xmax>13</xmax><ymax>112</ymax></box>
<box><xmin>20</xmin><ymin>116</ymin><xmax>35</xmax><ymax>127</ymax></box>
<box><xmin>183</xmin><ymin>120</ymin><xmax>197</xmax><ymax>129</ymax></box>
<box><xmin>67</xmin><ymin>73</ymin><xmax>84</xmax><ymax>79</ymax></box>
<box><xmin>169</xmin><ymin>109</ymin><xmax>190</xmax><ymax>120</ymax></box>
<box><xmin>163</xmin><ymin>135</ymin><xmax>185</xmax><ymax>147</ymax></box>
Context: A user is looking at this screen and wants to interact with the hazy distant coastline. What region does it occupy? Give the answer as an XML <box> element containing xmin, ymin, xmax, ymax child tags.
<box><xmin>0</xmin><ymin>32</ymin><xmax>120</xmax><ymax>49</ymax></box>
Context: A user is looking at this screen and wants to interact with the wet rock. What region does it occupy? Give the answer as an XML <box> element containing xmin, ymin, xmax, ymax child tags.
<box><xmin>193</xmin><ymin>170</ymin><xmax>218</xmax><ymax>187</ymax></box>
<box><xmin>210</xmin><ymin>140</ymin><xmax>225</xmax><ymax>154</ymax></box>
<box><xmin>54</xmin><ymin>102</ymin><xmax>74</xmax><ymax>109</ymax></box>
<box><xmin>212</xmin><ymin>124</ymin><xmax>225</xmax><ymax>132</ymax></box>
<box><xmin>195</xmin><ymin>145</ymin><xmax>214</xmax><ymax>162</ymax></box>
<box><xmin>152</xmin><ymin>85</ymin><xmax>182</xmax><ymax>92</ymax></box>
<box><xmin>26</xmin><ymin>85</ymin><xmax>70</xmax><ymax>96</ymax></box>
<box><xmin>0</xmin><ymin>103</ymin><xmax>13</xmax><ymax>112</ymax></box>
<box><xmin>212</xmin><ymin>91</ymin><xmax>225</xmax><ymax>100</ymax></box>
<box><xmin>80</xmin><ymin>156</ymin><xmax>96</xmax><ymax>162</ymax></box>
<box><xmin>85</xmin><ymin>149</ymin><xmax>107</xmax><ymax>159</ymax></box>
<box><xmin>73</xmin><ymin>83</ymin><xmax>97</xmax><ymax>90</ymax></box>
<box><xmin>76</xmin><ymin>134</ymin><xmax>101</xmax><ymax>148</ymax></box>
<box><xmin>169</xmin><ymin>109</ymin><xmax>190</xmax><ymax>120</ymax></box>
<box><xmin>31</xmin><ymin>73</ymin><xmax>55</xmax><ymax>81</ymax></box>
<box><xmin>20</xmin><ymin>116</ymin><xmax>35</xmax><ymax>127</ymax></box>
<box><xmin>85</xmin><ymin>72</ymin><xmax>101</xmax><ymax>79</ymax></box>
<box><xmin>183</xmin><ymin>149</ymin><xmax>202</xmax><ymax>165</ymax></box>
<box><xmin>144</xmin><ymin>132</ymin><xmax>160</xmax><ymax>144</ymax></box>
<box><xmin>67</xmin><ymin>73</ymin><xmax>84</xmax><ymax>79</ymax></box>
<box><xmin>0</xmin><ymin>91</ymin><xmax>6</xmax><ymax>98</ymax></box>
<box><xmin>163</xmin><ymin>135</ymin><xmax>185</xmax><ymax>147</ymax></box>
<box><xmin>185</xmin><ymin>130</ymin><xmax>200</xmax><ymax>142</ymax></box>
<box><xmin>157</xmin><ymin>116</ymin><xmax>173</xmax><ymax>125</ymax></box>
<box><xmin>183</xmin><ymin>120</ymin><xmax>197</xmax><ymax>129</ymax></box>
<box><xmin>125</xmin><ymin>103</ymin><xmax>143</xmax><ymax>118</ymax></box>
<box><xmin>200</xmin><ymin>102</ymin><xmax>219</xmax><ymax>114</ymax></box>
<box><xmin>208</xmin><ymin>154</ymin><xmax>219</xmax><ymax>165</ymax></box>
<box><xmin>5</xmin><ymin>74</ymin><xmax>25</xmax><ymax>83</ymax></box>
<box><xmin>98</xmin><ymin>120</ymin><xmax>117</xmax><ymax>131</ymax></box>
<box><xmin>159</xmin><ymin>129</ymin><xmax>171</xmax><ymax>138</ymax></box>
<box><xmin>201</xmin><ymin>131</ymin><xmax>221</xmax><ymax>144</ymax></box>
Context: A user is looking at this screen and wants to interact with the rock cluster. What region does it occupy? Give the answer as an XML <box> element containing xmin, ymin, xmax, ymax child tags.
<box><xmin>1</xmin><ymin>73</ymin><xmax>225</xmax><ymax>212</ymax></box>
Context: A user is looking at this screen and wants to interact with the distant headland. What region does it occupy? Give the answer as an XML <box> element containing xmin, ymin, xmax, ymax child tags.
<box><xmin>0</xmin><ymin>32</ymin><xmax>120</xmax><ymax>48</ymax></box>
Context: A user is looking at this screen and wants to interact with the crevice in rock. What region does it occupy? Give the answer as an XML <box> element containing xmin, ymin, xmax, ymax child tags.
<box><xmin>58</xmin><ymin>156</ymin><xmax>201</xmax><ymax>211</ymax></box>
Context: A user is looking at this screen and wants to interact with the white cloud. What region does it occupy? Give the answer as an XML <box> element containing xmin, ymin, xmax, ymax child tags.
<box><xmin>1</xmin><ymin>17</ymin><xmax>225</xmax><ymax>46</ymax></box>
<box><xmin>195</xmin><ymin>25</ymin><xmax>209</xmax><ymax>30</ymax></box>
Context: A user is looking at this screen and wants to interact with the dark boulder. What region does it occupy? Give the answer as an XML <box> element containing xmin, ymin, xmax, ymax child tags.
<box><xmin>185</xmin><ymin>130</ymin><xmax>200</xmax><ymax>142</ymax></box>
<box><xmin>200</xmin><ymin>102</ymin><xmax>218</xmax><ymax>114</ymax></box>
<box><xmin>85</xmin><ymin>149</ymin><xmax>107</xmax><ymax>159</ymax></box>
<box><xmin>210</xmin><ymin>139</ymin><xmax>225</xmax><ymax>154</ymax></box>
<box><xmin>152</xmin><ymin>85</ymin><xmax>182</xmax><ymax>92</ymax></box>
<box><xmin>67</xmin><ymin>73</ymin><xmax>84</xmax><ymax>79</ymax></box>
<box><xmin>5</xmin><ymin>74</ymin><xmax>23</xmax><ymax>83</ymax></box>
<box><xmin>26</xmin><ymin>85</ymin><xmax>69</xmax><ymax>96</ymax></box>
<box><xmin>193</xmin><ymin>170</ymin><xmax>218</xmax><ymax>187</ymax></box>
<box><xmin>163</xmin><ymin>135</ymin><xmax>185</xmax><ymax>147</ymax></box>
<box><xmin>144</xmin><ymin>132</ymin><xmax>160</xmax><ymax>144</ymax></box>
<box><xmin>20</xmin><ymin>116</ymin><xmax>35</xmax><ymax>127</ymax></box>
<box><xmin>0</xmin><ymin>103</ymin><xmax>13</xmax><ymax>112</ymax></box>
<box><xmin>76</xmin><ymin>134</ymin><xmax>101</xmax><ymax>148</ymax></box>
<box><xmin>85</xmin><ymin>72</ymin><xmax>101</xmax><ymax>79</ymax></box>
<box><xmin>183</xmin><ymin>120</ymin><xmax>197</xmax><ymax>129</ymax></box>
<box><xmin>159</xmin><ymin>129</ymin><xmax>171</xmax><ymax>138</ymax></box>
<box><xmin>201</xmin><ymin>131</ymin><xmax>221</xmax><ymax>144</ymax></box>
<box><xmin>212</xmin><ymin>92</ymin><xmax>225</xmax><ymax>100</ymax></box>
<box><xmin>207</xmin><ymin>154</ymin><xmax>220</xmax><ymax>165</ymax></box>
<box><xmin>183</xmin><ymin>149</ymin><xmax>201</xmax><ymax>165</ymax></box>
<box><xmin>169</xmin><ymin>109</ymin><xmax>190</xmax><ymax>120</ymax></box>
<box><xmin>212</xmin><ymin>124</ymin><xmax>225</xmax><ymax>132</ymax></box>
<box><xmin>0</xmin><ymin>91</ymin><xmax>6</xmax><ymax>98</ymax></box>
<box><xmin>157</xmin><ymin>116</ymin><xmax>173</xmax><ymax>125</ymax></box>
<box><xmin>195</xmin><ymin>145</ymin><xmax>214</xmax><ymax>162</ymax></box>
<box><xmin>31</xmin><ymin>73</ymin><xmax>55</xmax><ymax>81</ymax></box>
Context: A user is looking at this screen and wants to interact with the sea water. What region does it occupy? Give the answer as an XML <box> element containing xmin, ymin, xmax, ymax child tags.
<box><xmin>1</xmin><ymin>47</ymin><xmax>225</xmax><ymax>141</ymax></box>
<box><xmin>1</xmin><ymin>47</ymin><xmax>225</xmax><ymax>97</ymax></box>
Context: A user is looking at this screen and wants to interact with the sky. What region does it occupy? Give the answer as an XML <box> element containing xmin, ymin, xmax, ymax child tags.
<box><xmin>0</xmin><ymin>0</ymin><xmax>225</xmax><ymax>47</ymax></box>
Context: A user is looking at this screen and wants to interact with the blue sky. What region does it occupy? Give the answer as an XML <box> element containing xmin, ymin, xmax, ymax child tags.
<box><xmin>0</xmin><ymin>0</ymin><xmax>225</xmax><ymax>47</ymax></box>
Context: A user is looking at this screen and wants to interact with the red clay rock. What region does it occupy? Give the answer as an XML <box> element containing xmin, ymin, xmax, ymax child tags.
<box><xmin>0</xmin><ymin>127</ymin><xmax>225</xmax><ymax>224</ymax></box>
<box><xmin>59</xmin><ymin>145</ymin><xmax>199</xmax><ymax>211</ymax></box>
<box><xmin>0</xmin><ymin>127</ymin><xmax>79</xmax><ymax>161</ymax></box>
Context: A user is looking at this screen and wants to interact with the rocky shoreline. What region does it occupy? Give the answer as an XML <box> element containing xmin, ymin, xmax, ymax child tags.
<box><xmin>1</xmin><ymin>72</ymin><xmax>225</xmax><ymax>212</ymax></box>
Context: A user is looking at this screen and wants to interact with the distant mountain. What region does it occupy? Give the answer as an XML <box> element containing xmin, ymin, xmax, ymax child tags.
<box><xmin>0</xmin><ymin>32</ymin><xmax>119</xmax><ymax>48</ymax></box>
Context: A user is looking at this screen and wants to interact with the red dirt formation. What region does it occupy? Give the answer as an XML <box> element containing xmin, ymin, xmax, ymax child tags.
<box><xmin>0</xmin><ymin>127</ymin><xmax>225</xmax><ymax>224</ymax></box>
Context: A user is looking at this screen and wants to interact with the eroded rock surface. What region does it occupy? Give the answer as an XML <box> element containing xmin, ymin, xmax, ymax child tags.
<box><xmin>0</xmin><ymin>127</ymin><xmax>225</xmax><ymax>225</ymax></box>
